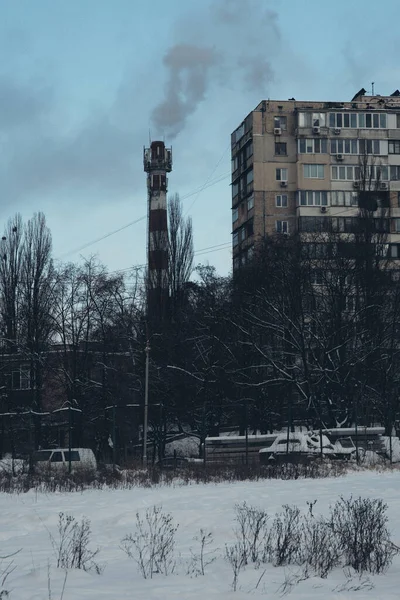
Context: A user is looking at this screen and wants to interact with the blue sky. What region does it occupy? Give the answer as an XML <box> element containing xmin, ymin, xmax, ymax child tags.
<box><xmin>1</xmin><ymin>0</ymin><xmax>400</xmax><ymax>276</ymax></box>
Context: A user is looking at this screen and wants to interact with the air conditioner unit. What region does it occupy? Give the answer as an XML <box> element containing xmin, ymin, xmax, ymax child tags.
<box><xmin>280</xmin><ymin>181</ymin><xmax>287</xmax><ymax>187</ymax></box>
<box><xmin>333</xmin><ymin>128</ymin><xmax>341</xmax><ymax>135</ymax></box>
<box><xmin>353</xmin><ymin>181</ymin><xmax>360</xmax><ymax>189</ymax></box>
<box><xmin>274</xmin><ymin>127</ymin><xmax>282</xmax><ymax>135</ymax></box>
<box><xmin>320</xmin><ymin>206</ymin><xmax>327</xmax><ymax>213</ymax></box>
<box><xmin>313</xmin><ymin>126</ymin><xmax>320</xmax><ymax>134</ymax></box>
<box><xmin>380</xmin><ymin>182</ymin><xmax>388</xmax><ymax>190</ymax></box>
<box><xmin>336</xmin><ymin>154</ymin><xmax>344</xmax><ymax>161</ymax></box>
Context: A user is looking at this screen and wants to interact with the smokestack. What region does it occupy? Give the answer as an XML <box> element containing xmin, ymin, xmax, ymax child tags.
<box><xmin>143</xmin><ymin>141</ymin><xmax>172</xmax><ymax>322</ymax></box>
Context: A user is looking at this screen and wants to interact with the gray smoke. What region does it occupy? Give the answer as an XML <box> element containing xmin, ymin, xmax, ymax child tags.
<box><xmin>151</xmin><ymin>0</ymin><xmax>281</xmax><ymax>139</ymax></box>
<box><xmin>152</xmin><ymin>44</ymin><xmax>219</xmax><ymax>138</ymax></box>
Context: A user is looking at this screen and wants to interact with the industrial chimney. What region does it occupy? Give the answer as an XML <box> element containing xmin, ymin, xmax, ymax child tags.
<box><xmin>143</xmin><ymin>141</ymin><xmax>172</xmax><ymax>322</ymax></box>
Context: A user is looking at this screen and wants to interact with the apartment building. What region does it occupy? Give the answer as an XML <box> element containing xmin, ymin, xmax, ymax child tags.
<box><xmin>231</xmin><ymin>89</ymin><xmax>400</xmax><ymax>270</ymax></box>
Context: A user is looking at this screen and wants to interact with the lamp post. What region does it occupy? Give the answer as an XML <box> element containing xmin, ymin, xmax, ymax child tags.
<box><xmin>143</xmin><ymin>340</ymin><xmax>150</xmax><ymax>465</ymax></box>
<box><xmin>52</xmin><ymin>401</ymin><xmax>82</xmax><ymax>473</ymax></box>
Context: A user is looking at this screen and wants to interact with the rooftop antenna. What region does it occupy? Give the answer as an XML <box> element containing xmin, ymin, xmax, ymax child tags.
<box><xmin>148</xmin><ymin>129</ymin><xmax>151</xmax><ymax>145</ymax></box>
<box><xmin>371</xmin><ymin>81</ymin><xmax>375</xmax><ymax>96</ymax></box>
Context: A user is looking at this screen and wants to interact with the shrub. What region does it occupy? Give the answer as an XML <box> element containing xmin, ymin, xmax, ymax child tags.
<box><xmin>269</xmin><ymin>505</ymin><xmax>301</xmax><ymax>566</ymax></box>
<box><xmin>233</xmin><ymin>501</ymin><xmax>269</xmax><ymax>566</ymax></box>
<box><xmin>121</xmin><ymin>506</ymin><xmax>178</xmax><ymax>578</ymax></box>
<box><xmin>299</xmin><ymin>514</ymin><xmax>340</xmax><ymax>577</ymax></box>
<box><xmin>329</xmin><ymin>496</ymin><xmax>398</xmax><ymax>574</ymax></box>
<box><xmin>224</xmin><ymin>543</ymin><xmax>245</xmax><ymax>591</ymax></box>
<box><xmin>50</xmin><ymin>513</ymin><xmax>102</xmax><ymax>574</ymax></box>
<box><xmin>187</xmin><ymin>528</ymin><xmax>216</xmax><ymax>576</ymax></box>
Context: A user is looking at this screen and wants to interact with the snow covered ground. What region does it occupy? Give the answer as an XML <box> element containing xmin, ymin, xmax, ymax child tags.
<box><xmin>1</xmin><ymin>470</ymin><xmax>400</xmax><ymax>598</ymax></box>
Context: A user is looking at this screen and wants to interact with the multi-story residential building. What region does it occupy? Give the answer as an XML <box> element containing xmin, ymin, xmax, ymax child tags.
<box><xmin>231</xmin><ymin>89</ymin><xmax>400</xmax><ymax>270</ymax></box>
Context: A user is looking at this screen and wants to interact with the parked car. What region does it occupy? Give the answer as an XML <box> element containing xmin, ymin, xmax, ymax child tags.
<box><xmin>334</xmin><ymin>437</ymin><xmax>366</xmax><ymax>460</ymax></box>
<box><xmin>259</xmin><ymin>432</ymin><xmax>337</xmax><ymax>463</ymax></box>
<box><xmin>32</xmin><ymin>448</ymin><xmax>97</xmax><ymax>474</ymax></box>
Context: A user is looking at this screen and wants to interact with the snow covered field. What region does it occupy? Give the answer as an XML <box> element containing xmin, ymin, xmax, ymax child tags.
<box><xmin>1</xmin><ymin>470</ymin><xmax>400</xmax><ymax>599</ymax></box>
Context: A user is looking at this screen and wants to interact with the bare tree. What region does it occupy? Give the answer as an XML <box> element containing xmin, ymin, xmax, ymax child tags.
<box><xmin>19</xmin><ymin>212</ymin><xmax>55</xmax><ymax>445</ymax></box>
<box><xmin>0</xmin><ymin>214</ymin><xmax>23</xmax><ymax>352</ymax></box>
<box><xmin>168</xmin><ymin>194</ymin><xmax>194</xmax><ymax>316</ymax></box>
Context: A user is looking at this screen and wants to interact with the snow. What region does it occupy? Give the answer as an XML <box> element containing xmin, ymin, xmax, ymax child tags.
<box><xmin>2</xmin><ymin>470</ymin><xmax>400</xmax><ymax>598</ymax></box>
<box><xmin>259</xmin><ymin>431</ymin><xmax>337</xmax><ymax>456</ymax></box>
<box><xmin>382</xmin><ymin>436</ymin><xmax>400</xmax><ymax>463</ymax></box>
<box><xmin>165</xmin><ymin>435</ymin><xmax>200</xmax><ymax>458</ymax></box>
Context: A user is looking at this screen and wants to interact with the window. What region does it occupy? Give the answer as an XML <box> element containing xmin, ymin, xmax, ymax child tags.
<box><xmin>232</xmin><ymin>123</ymin><xmax>244</xmax><ymax>144</ymax></box>
<box><xmin>332</xmin><ymin>217</ymin><xmax>358</xmax><ymax>233</ymax></box>
<box><xmin>298</xmin><ymin>190</ymin><xmax>328</xmax><ymax>206</ymax></box>
<box><xmin>298</xmin><ymin>217</ymin><xmax>331</xmax><ymax>233</ymax></box>
<box><xmin>397</xmin><ymin>115</ymin><xmax>400</xmax><ymax>128</ymax></box>
<box><xmin>390</xmin><ymin>244</ymin><xmax>400</xmax><ymax>258</ymax></box>
<box><xmin>303</xmin><ymin>164</ymin><xmax>324</xmax><ymax>178</ymax></box>
<box><xmin>274</xmin><ymin>116</ymin><xmax>287</xmax><ymax>130</ymax></box>
<box><xmin>310</xmin><ymin>270</ymin><xmax>324</xmax><ymax>285</ymax></box>
<box><xmin>389</xmin><ymin>141</ymin><xmax>400</xmax><ymax>154</ymax></box>
<box><xmin>276</xmin><ymin>220</ymin><xmax>288</xmax><ymax>234</ymax></box>
<box><xmin>359</xmin><ymin>139</ymin><xmax>381</xmax><ymax>155</ymax></box>
<box><xmin>232</xmin><ymin>156</ymin><xmax>239</xmax><ymax>172</ymax></box>
<box><xmin>330</xmin><ymin>139</ymin><xmax>381</xmax><ymax>155</ymax></box>
<box><xmin>247</xmin><ymin>194</ymin><xmax>254</xmax><ymax>210</ymax></box>
<box><xmin>331</xmin><ymin>191</ymin><xmax>358</xmax><ymax>206</ymax></box>
<box><xmin>235</xmin><ymin>226</ymin><xmax>246</xmax><ymax>243</ymax></box>
<box><xmin>276</xmin><ymin>168</ymin><xmax>288</xmax><ymax>181</ymax></box>
<box><xmin>64</xmin><ymin>451</ymin><xmax>80</xmax><ymax>462</ymax></box>
<box><xmin>298</xmin><ymin>138</ymin><xmax>328</xmax><ymax>153</ymax></box>
<box><xmin>359</xmin><ymin>165</ymin><xmax>388</xmax><ymax>181</ymax></box>
<box><xmin>233</xmin><ymin>231</ymin><xmax>239</xmax><ymax>247</ymax></box>
<box><xmin>329</xmin><ymin>112</ymin><xmax>386</xmax><ymax>129</ymax></box>
<box><xmin>232</xmin><ymin>207</ymin><xmax>238</xmax><ymax>223</ymax></box>
<box><xmin>276</xmin><ymin>194</ymin><xmax>288</xmax><ymax>207</ymax></box>
<box><xmin>375</xmin><ymin>244</ymin><xmax>389</xmax><ymax>258</ymax></box>
<box><xmin>11</xmin><ymin>369</ymin><xmax>30</xmax><ymax>390</ymax></box>
<box><xmin>275</xmin><ymin>142</ymin><xmax>287</xmax><ymax>155</ymax></box>
<box><xmin>331</xmin><ymin>165</ymin><xmax>359</xmax><ymax>180</ymax></box>
<box><xmin>232</xmin><ymin>181</ymin><xmax>239</xmax><ymax>198</ymax></box>
<box><xmin>298</xmin><ymin>191</ymin><xmax>328</xmax><ymax>206</ymax></box>
<box><xmin>51</xmin><ymin>452</ymin><xmax>63</xmax><ymax>463</ymax></box>
<box><xmin>33</xmin><ymin>451</ymin><xmax>52</xmax><ymax>462</ymax></box>
<box><xmin>390</xmin><ymin>166</ymin><xmax>400</xmax><ymax>181</ymax></box>
<box><xmin>298</xmin><ymin>112</ymin><xmax>326</xmax><ymax>127</ymax></box>
<box><xmin>233</xmin><ymin>257</ymin><xmax>239</xmax><ymax>270</ymax></box>
<box><xmin>395</xmin><ymin>219</ymin><xmax>400</xmax><ymax>233</ymax></box>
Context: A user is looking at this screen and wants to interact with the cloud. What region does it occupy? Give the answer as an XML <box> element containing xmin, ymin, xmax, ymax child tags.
<box><xmin>0</xmin><ymin>75</ymin><xmax>52</xmax><ymax>130</ymax></box>
<box><xmin>0</xmin><ymin>71</ymin><xmax>151</xmax><ymax>207</ymax></box>
<box><xmin>0</xmin><ymin>1</ymin><xmax>282</xmax><ymax>209</ymax></box>
<box><xmin>151</xmin><ymin>0</ymin><xmax>281</xmax><ymax>139</ymax></box>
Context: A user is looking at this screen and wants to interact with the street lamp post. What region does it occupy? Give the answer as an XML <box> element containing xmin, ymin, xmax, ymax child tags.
<box><xmin>143</xmin><ymin>341</ymin><xmax>150</xmax><ymax>465</ymax></box>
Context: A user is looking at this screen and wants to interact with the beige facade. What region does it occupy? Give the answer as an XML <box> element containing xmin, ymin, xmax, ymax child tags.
<box><xmin>231</xmin><ymin>91</ymin><xmax>400</xmax><ymax>269</ymax></box>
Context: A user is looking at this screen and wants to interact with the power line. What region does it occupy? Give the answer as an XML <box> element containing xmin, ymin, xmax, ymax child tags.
<box><xmin>58</xmin><ymin>215</ymin><xmax>147</xmax><ymax>259</ymax></box>
<box><xmin>95</xmin><ymin>241</ymin><xmax>232</xmax><ymax>278</ymax></box>
<box><xmin>185</xmin><ymin>144</ymin><xmax>230</xmax><ymax>216</ymax></box>
<box><xmin>57</xmin><ymin>172</ymin><xmax>230</xmax><ymax>260</ymax></box>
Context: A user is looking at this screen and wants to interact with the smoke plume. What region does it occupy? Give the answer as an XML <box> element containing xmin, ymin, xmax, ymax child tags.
<box><xmin>151</xmin><ymin>0</ymin><xmax>281</xmax><ymax>139</ymax></box>
<box><xmin>152</xmin><ymin>44</ymin><xmax>219</xmax><ymax>138</ymax></box>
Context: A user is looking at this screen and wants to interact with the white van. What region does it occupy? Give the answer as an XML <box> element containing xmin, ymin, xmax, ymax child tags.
<box><xmin>33</xmin><ymin>448</ymin><xmax>97</xmax><ymax>473</ymax></box>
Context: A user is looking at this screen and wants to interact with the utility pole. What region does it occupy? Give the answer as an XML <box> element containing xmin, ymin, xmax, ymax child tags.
<box><xmin>68</xmin><ymin>404</ymin><xmax>72</xmax><ymax>474</ymax></box>
<box><xmin>143</xmin><ymin>340</ymin><xmax>150</xmax><ymax>465</ymax></box>
<box><xmin>245</xmin><ymin>399</ymin><xmax>249</xmax><ymax>466</ymax></box>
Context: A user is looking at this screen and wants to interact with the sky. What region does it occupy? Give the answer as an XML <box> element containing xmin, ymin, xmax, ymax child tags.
<box><xmin>1</xmin><ymin>0</ymin><xmax>400</xmax><ymax>278</ymax></box>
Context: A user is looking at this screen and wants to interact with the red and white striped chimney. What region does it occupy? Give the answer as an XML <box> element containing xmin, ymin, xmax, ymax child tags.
<box><xmin>143</xmin><ymin>141</ymin><xmax>172</xmax><ymax>320</ymax></box>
